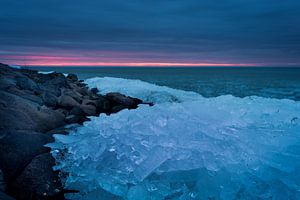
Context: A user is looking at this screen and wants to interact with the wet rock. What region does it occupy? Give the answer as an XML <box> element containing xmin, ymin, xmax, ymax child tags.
<box><xmin>0</xmin><ymin>130</ymin><xmax>53</xmax><ymax>182</ymax></box>
<box><xmin>9</xmin><ymin>153</ymin><xmax>64</xmax><ymax>200</ymax></box>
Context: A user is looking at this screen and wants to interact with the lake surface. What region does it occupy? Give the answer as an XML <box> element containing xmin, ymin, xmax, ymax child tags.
<box><xmin>28</xmin><ymin>66</ymin><xmax>300</xmax><ymax>101</ymax></box>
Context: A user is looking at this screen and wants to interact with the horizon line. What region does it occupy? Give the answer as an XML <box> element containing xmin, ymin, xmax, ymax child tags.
<box><xmin>8</xmin><ymin>61</ymin><xmax>300</xmax><ymax>67</ymax></box>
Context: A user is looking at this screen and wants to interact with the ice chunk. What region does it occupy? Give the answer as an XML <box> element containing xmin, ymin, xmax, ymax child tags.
<box><xmin>49</xmin><ymin>78</ymin><xmax>300</xmax><ymax>199</ymax></box>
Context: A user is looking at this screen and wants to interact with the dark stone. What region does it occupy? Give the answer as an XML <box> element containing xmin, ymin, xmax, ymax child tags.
<box><xmin>0</xmin><ymin>91</ymin><xmax>65</xmax><ymax>132</ymax></box>
<box><xmin>57</xmin><ymin>94</ymin><xmax>80</xmax><ymax>109</ymax></box>
<box><xmin>90</xmin><ymin>87</ymin><xmax>99</xmax><ymax>94</ymax></box>
<box><xmin>42</xmin><ymin>91</ymin><xmax>58</xmax><ymax>107</ymax></box>
<box><xmin>15</xmin><ymin>76</ymin><xmax>39</xmax><ymax>92</ymax></box>
<box><xmin>65</xmin><ymin>114</ymin><xmax>87</xmax><ymax>124</ymax></box>
<box><xmin>80</xmin><ymin>104</ymin><xmax>97</xmax><ymax>116</ymax></box>
<box><xmin>110</xmin><ymin>105</ymin><xmax>128</xmax><ymax>113</ymax></box>
<box><xmin>94</xmin><ymin>97</ymin><xmax>112</xmax><ymax>113</ymax></box>
<box><xmin>61</xmin><ymin>88</ymin><xmax>82</xmax><ymax>103</ymax></box>
<box><xmin>6</xmin><ymin>86</ymin><xmax>44</xmax><ymax>105</ymax></box>
<box><xmin>0</xmin><ymin>130</ymin><xmax>53</xmax><ymax>182</ymax></box>
<box><xmin>0</xmin><ymin>191</ymin><xmax>15</xmax><ymax>200</ymax></box>
<box><xmin>46</xmin><ymin>126</ymin><xmax>70</xmax><ymax>136</ymax></box>
<box><xmin>67</xmin><ymin>73</ymin><xmax>78</xmax><ymax>81</ymax></box>
<box><xmin>9</xmin><ymin>153</ymin><xmax>64</xmax><ymax>200</ymax></box>
<box><xmin>70</xmin><ymin>106</ymin><xmax>85</xmax><ymax>116</ymax></box>
<box><xmin>106</xmin><ymin>92</ymin><xmax>138</xmax><ymax>108</ymax></box>
<box><xmin>38</xmin><ymin>83</ymin><xmax>61</xmax><ymax>97</ymax></box>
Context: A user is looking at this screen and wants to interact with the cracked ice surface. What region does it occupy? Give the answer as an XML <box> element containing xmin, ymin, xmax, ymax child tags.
<box><xmin>48</xmin><ymin>77</ymin><xmax>300</xmax><ymax>200</ymax></box>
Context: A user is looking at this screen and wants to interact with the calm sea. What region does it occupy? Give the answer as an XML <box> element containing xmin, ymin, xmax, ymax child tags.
<box><xmin>27</xmin><ymin>66</ymin><xmax>300</xmax><ymax>101</ymax></box>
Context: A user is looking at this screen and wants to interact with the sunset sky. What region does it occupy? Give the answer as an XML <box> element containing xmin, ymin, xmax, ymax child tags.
<box><xmin>0</xmin><ymin>0</ymin><xmax>300</xmax><ymax>66</ymax></box>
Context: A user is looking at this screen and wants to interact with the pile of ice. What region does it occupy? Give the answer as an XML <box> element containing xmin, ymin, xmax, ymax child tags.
<box><xmin>48</xmin><ymin>77</ymin><xmax>300</xmax><ymax>200</ymax></box>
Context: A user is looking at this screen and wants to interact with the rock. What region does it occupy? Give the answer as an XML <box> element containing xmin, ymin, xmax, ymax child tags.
<box><xmin>106</xmin><ymin>92</ymin><xmax>139</xmax><ymax>108</ymax></box>
<box><xmin>0</xmin><ymin>169</ymin><xmax>5</xmax><ymax>191</ymax></box>
<box><xmin>42</xmin><ymin>91</ymin><xmax>58</xmax><ymax>107</ymax></box>
<box><xmin>6</xmin><ymin>85</ymin><xmax>44</xmax><ymax>105</ymax></box>
<box><xmin>57</xmin><ymin>94</ymin><xmax>80</xmax><ymax>109</ymax></box>
<box><xmin>70</xmin><ymin>106</ymin><xmax>85</xmax><ymax>116</ymax></box>
<box><xmin>15</xmin><ymin>76</ymin><xmax>39</xmax><ymax>92</ymax></box>
<box><xmin>110</xmin><ymin>105</ymin><xmax>128</xmax><ymax>113</ymax></box>
<box><xmin>49</xmin><ymin>73</ymin><xmax>67</xmax><ymax>87</ymax></box>
<box><xmin>67</xmin><ymin>73</ymin><xmax>78</xmax><ymax>81</ymax></box>
<box><xmin>94</xmin><ymin>96</ymin><xmax>112</xmax><ymax>112</ymax></box>
<box><xmin>61</xmin><ymin>88</ymin><xmax>83</xmax><ymax>103</ymax></box>
<box><xmin>65</xmin><ymin>114</ymin><xmax>87</xmax><ymax>124</ymax></box>
<box><xmin>0</xmin><ymin>76</ymin><xmax>16</xmax><ymax>90</ymax></box>
<box><xmin>80</xmin><ymin>104</ymin><xmax>97</xmax><ymax>116</ymax></box>
<box><xmin>0</xmin><ymin>91</ymin><xmax>65</xmax><ymax>132</ymax></box>
<box><xmin>69</xmin><ymin>82</ymin><xmax>90</xmax><ymax>96</ymax></box>
<box><xmin>9</xmin><ymin>153</ymin><xmax>64</xmax><ymax>200</ymax></box>
<box><xmin>0</xmin><ymin>191</ymin><xmax>15</xmax><ymax>200</ymax></box>
<box><xmin>38</xmin><ymin>83</ymin><xmax>61</xmax><ymax>97</ymax></box>
<box><xmin>46</xmin><ymin>126</ymin><xmax>70</xmax><ymax>136</ymax></box>
<box><xmin>90</xmin><ymin>87</ymin><xmax>99</xmax><ymax>94</ymax></box>
<box><xmin>0</xmin><ymin>130</ymin><xmax>53</xmax><ymax>182</ymax></box>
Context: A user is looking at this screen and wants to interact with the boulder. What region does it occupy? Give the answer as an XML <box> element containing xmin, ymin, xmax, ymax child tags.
<box><xmin>0</xmin><ymin>191</ymin><xmax>15</xmax><ymax>200</ymax></box>
<box><xmin>0</xmin><ymin>130</ymin><xmax>53</xmax><ymax>181</ymax></box>
<box><xmin>15</xmin><ymin>76</ymin><xmax>39</xmax><ymax>92</ymax></box>
<box><xmin>90</xmin><ymin>87</ymin><xmax>99</xmax><ymax>94</ymax></box>
<box><xmin>67</xmin><ymin>73</ymin><xmax>78</xmax><ymax>81</ymax></box>
<box><xmin>69</xmin><ymin>82</ymin><xmax>89</xmax><ymax>96</ymax></box>
<box><xmin>94</xmin><ymin>96</ymin><xmax>112</xmax><ymax>112</ymax></box>
<box><xmin>0</xmin><ymin>169</ymin><xmax>5</xmax><ymax>191</ymax></box>
<box><xmin>70</xmin><ymin>106</ymin><xmax>85</xmax><ymax>116</ymax></box>
<box><xmin>65</xmin><ymin>114</ymin><xmax>87</xmax><ymax>124</ymax></box>
<box><xmin>110</xmin><ymin>105</ymin><xmax>128</xmax><ymax>113</ymax></box>
<box><xmin>0</xmin><ymin>91</ymin><xmax>65</xmax><ymax>132</ymax></box>
<box><xmin>49</xmin><ymin>73</ymin><xmax>67</xmax><ymax>87</ymax></box>
<box><xmin>106</xmin><ymin>92</ymin><xmax>139</xmax><ymax>108</ymax></box>
<box><xmin>61</xmin><ymin>88</ymin><xmax>83</xmax><ymax>103</ymax></box>
<box><xmin>42</xmin><ymin>91</ymin><xmax>58</xmax><ymax>107</ymax></box>
<box><xmin>9</xmin><ymin>153</ymin><xmax>64</xmax><ymax>200</ymax></box>
<box><xmin>6</xmin><ymin>85</ymin><xmax>44</xmax><ymax>105</ymax></box>
<box><xmin>57</xmin><ymin>94</ymin><xmax>80</xmax><ymax>109</ymax></box>
<box><xmin>80</xmin><ymin>104</ymin><xmax>97</xmax><ymax>116</ymax></box>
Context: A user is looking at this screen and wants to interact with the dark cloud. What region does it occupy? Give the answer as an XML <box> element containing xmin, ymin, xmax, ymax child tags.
<box><xmin>0</xmin><ymin>0</ymin><xmax>300</xmax><ymax>65</ymax></box>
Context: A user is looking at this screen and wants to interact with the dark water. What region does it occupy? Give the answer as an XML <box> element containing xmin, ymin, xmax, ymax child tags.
<box><xmin>28</xmin><ymin>66</ymin><xmax>300</xmax><ymax>101</ymax></box>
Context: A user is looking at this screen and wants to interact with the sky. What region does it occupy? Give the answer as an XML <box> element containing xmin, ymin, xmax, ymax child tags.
<box><xmin>0</xmin><ymin>0</ymin><xmax>300</xmax><ymax>66</ymax></box>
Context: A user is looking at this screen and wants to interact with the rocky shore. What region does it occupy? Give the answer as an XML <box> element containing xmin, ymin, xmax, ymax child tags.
<box><xmin>0</xmin><ymin>63</ymin><xmax>149</xmax><ymax>200</ymax></box>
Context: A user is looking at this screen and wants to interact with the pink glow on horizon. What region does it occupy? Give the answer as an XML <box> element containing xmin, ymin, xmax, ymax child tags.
<box><xmin>10</xmin><ymin>61</ymin><xmax>257</xmax><ymax>67</ymax></box>
<box><xmin>1</xmin><ymin>54</ymin><xmax>259</xmax><ymax>67</ymax></box>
